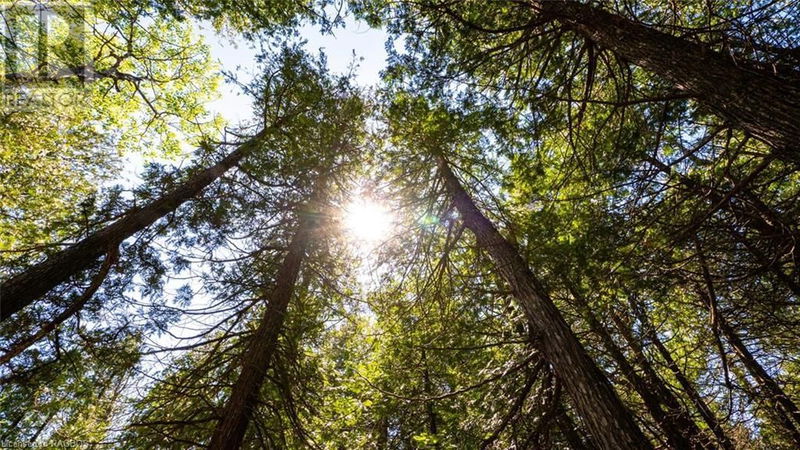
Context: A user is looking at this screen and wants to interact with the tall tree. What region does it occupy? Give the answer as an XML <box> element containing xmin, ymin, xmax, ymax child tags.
<box><xmin>207</xmin><ymin>199</ymin><xmax>318</xmax><ymax>449</ymax></box>
<box><xmin>437</xmin><ymin>157</ymin><xmax>651</xmax><ymax>450</ymax></box>
<box><xmin>120</xmin><ymin>47</ymin><xmax>368</xmax><ymax>448</ymax></box>
<box><xmin>0</xmin><ymin>131</ymin><xmax>266</xmax><ymax>321</ymax></box>
<box><xmin>359</xmin><ymin>0</ymin><xmax>800</xmax><ymax>159</ymax></box>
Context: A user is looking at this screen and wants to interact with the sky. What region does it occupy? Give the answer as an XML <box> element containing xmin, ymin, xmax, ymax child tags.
<box><xmin>200</xmin><ymin>18</ymin><xmax>389</xmax><ymax>126</ymax></box>
<box><xmin>139</xmin><ymin>18</ymin><xmax>391</xmax><ymax>357</ymax></box>
<box><xmin>117</xmin><ymin>17</ymin><xmax>389</xmax><ymax>200</ymax></box>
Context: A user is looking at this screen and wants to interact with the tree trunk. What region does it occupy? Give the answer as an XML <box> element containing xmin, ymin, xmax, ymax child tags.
<box><xmin>625</xmin><ymin>296</ymin><xmax>734</xmax><ymax>450</ymax></box>
<box><xmin>207</xmin><ymin>202</ymin><xmax>316</xmax><ymax>450</ymax></box>
<box><xmin>555</xmin><ymin>402</ymin><xmax>596</xmax><ymax>450</ymax></box>
<box><xmin>420</xmin><ymin>349</ymin><xmax>439</xmax><ymax>441</ymax></box>
<box><xmin>537</xmin><ymin>0</ymin><xmax>800</xmax><ymax>159</ymax></box>
<box><xmin>0</xmin><ymin>246</ymin><xmax>117</xmax><ymax>365</ymax></box>
<box><xmin>438</xmin><ymin>158</ymin><xmax>652</xmax><ymax>450</ymax></box>
<box><xmin>696</xmin><ymin>244</ymin><xmax>800</xmax><ymax>444</ymax></box>
<box><xmin>566</xmin><ymin>281</ymin><xmax>709</xmax><ymax>449</ymax></box>
<box><xmin>0</xmin><ymin>131</ymin><xmax>265</xmax><ymax>322</ymax></box>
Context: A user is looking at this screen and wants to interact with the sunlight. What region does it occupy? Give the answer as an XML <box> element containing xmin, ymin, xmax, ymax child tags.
<box><xmin>343</xmin><ymin>198</ymin><xmax>394</xmax><ymax>244</ymax></box>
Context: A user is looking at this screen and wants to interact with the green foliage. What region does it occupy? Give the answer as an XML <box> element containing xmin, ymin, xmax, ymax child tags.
<box><xmin>0</xmin><ymin>1</ymin><xmax>221</xmax><ymax>265</ymax></box>
<box><xmin>2</xmin><ymin>0</ymin><xmax>800</xmax><ymax>448</ymax></box>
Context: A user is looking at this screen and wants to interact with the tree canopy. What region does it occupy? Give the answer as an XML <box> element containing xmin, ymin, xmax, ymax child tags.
<box><xmin>1</xmin><ymin>1</ymin><xmax>799</xmax><ymax>449</ymax></box>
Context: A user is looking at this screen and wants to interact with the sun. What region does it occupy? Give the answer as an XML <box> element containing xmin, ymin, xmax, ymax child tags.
<box><xmin>343</xmin><ymin>198</ymin><xmax>394</xmax><ymax>244</ymax></box>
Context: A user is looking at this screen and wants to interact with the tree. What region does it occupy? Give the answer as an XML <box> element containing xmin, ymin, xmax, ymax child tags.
<box><xmin>437</xmin><ymin>157</ymin><xmax>650</xmax><ymax>450</ymax></box>
<box><xmin>4</xmin><ymin>0</ymin><xmax>800</xmax><ymax>448</ymax></box>
<box><xmin>356</xmin><ymin>0</ymin><xmax>800</xmax><ymax>159</ymax></box>
<box><xmin>208</xmin><ymin>51</ymin><xmax>368</xmax><ymax>446</ymax></box>
<box><xmin>207</xmin><ymin>204</ymin><xmax>317</xmax><ymax>449</ymax></box>
<box><xmin>382</xmin><ymin>96</ymin><xmax>650</xmax><ymax>449</ymax></box>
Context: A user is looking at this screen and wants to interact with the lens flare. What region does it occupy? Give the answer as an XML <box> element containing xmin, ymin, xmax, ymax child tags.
<box><xmin>343</xmin><ymin>198</ymin><xmax>393</xmax><ymax>243</ymax></box>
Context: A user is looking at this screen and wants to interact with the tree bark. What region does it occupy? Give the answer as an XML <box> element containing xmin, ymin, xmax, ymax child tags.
<box><xmin>0</xmin><ymin>131</ymin><xmax>265</xmax><ymax>322</ymax></box>
<box><xmin>438</xmin><ymin>158</ymin><xmax>652</xmax><ymax>450</ymax></box>
<box><xmin>0</xmin><ymin>246</ymin><xmax>117</xmax><ymax>365</ymax></box>
<box><xmin>566</xmin><ymin>282</ymin><xmax>709</xmax><ymax>449</ymax></box>
<box><xmin>207</xmin><ymin>203</ymin><xmax>316</xmax><ymax>450</ymax></box>
<box><xmin>536</xmin><ymin>0</ymin><xmax>800</xmax><ymax>159</ymax></box>
<box><xmin>625</xmin><ymin>296</ymin><xmax>734</xmax><ymax>450</ymax></box>
<box><xmin>696</xmin><ymin>244</ymin><xmax>800</xmax><ymax>445</ymax></box>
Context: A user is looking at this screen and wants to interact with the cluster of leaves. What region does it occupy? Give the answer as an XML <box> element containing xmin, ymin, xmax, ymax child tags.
<box><xmin>0</xmin><ymin>0</ymin><xmax>221</xmax><ymax>265</ymax></box>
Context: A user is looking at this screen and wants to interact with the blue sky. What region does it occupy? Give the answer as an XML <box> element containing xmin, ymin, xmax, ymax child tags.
<box><xmin>200</xmin><ymin>18</ymin><xmax>389</xmax><ymax>126</ymax></box>
<box><xmin>136</xmin><ymin>18</ymin><xmax>391</xmax><ymax>357</ymax></box>
<box><xmin>117</xmin><ymin>18</ymin><xmax>389</xmax><ymax>187</ymax></box>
